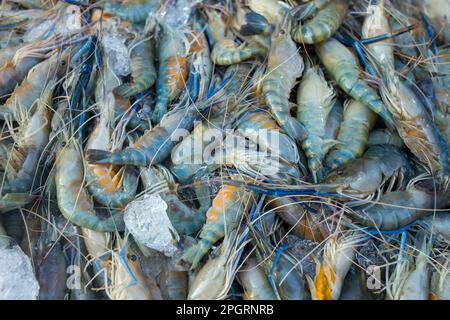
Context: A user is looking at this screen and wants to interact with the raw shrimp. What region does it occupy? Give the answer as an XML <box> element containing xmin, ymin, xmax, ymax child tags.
<box><xmin>0</xmin><ymin>50</ymin><xmax>69</xmax><ymax>121</ymax></box>
<box><xmin>307</xmin><ymin>231</ymin><xmax>365</xmax><ymax>300</ymax></box>
<box><xmin>351</xmin><ymin>180</ymin><xmax>449</xmax><ymax>230</ymax></box>
<box><xmin>0</xmin><ymin>36</ymin><xmax>59</xmax><ymax>98</ymax></box>
<box><xmin>0</xmin><ymin>80</ymin><xmax>55</xmax><ymax>211</ymax></box>
<box><xmin>86</xmin><ymin>106</ymin><xmax>205</xmax><ymax>167</ymax></box>
<box><xmin>114</xmin><ymin>38</ymin><xmax>156</xmax><ymax>98</ymax></box>
<box><xmin>205</xmin><ymin>8</ymin><xmax>264</xmax><ymax>66</ymax></box>
<box><xmin>55</xmin><ymin>140</ymin><xmax>125</xmax><ymax>232</ymax></box>
<box><xmin>85</xmin><ymin>56</ymin><xmax>139</xmax><ymax>209</ymax></box>
<box><xmin>187</xmin><ymin>230</ymin><xmax>242</xmax><ymax>300</ymax></box>
<box><xmin>104</xmin><ymin>0</ymin><xmax>162</xmax><ymax>23</ymax></box>
<box><xmin>106</xmin><ymin>237</ymin><xmax>163</xmax><ymax>300</ymax></box>
<box><xmin>362</xmin><ymin>1</ymin><xmax>449</xmax><ymax>178</ymax></box>
<box><xmin>153</xmin><ymin>23</ymin><xmax>190</xmax><ymax>123</ymax></box>
<box><xmin>325</xmin><ymin>100</ymin><xmax>377</xmax><ymax>172</ymax></box>
<box><xmin>181</xmin><ymin>183</ymin><xmax>253</xmax><ymax>270</ymax></box>
<box><xmin>315</xmin><ymin>38</ymin><xmax>395</xmax><ymax>128</ymax></box>
<box><xmin>322</xmin><ymin>144</ymin><xmax>413</xmax><ymax>197</ymax></box>
<box><xmin>381</xmin><ymin>80</ymin><xmax>450</xmax><ymax>179</ymax></box>
<box><xmin>387</xmin><ymin>233</ymin><xmax>430</xmax><ymax>300</ymax></box>
<box><xmin>263</xmin><ymin>29</ymin><xmax>307</xmax><ymax>143</ymax></box>
<box><xmin>237</xmin><ymin>253</ymin><xmax>277</xmax><ymax>300</ymax></box>
<box><xmin>292</xmin><ymin>0</ymin><xmax>348</xmax><ymax>44</ymax></box>
<box><xmin>296</xmin><ymin>63</ymin><xmax>336</xmax><ymax>182</ymax></box>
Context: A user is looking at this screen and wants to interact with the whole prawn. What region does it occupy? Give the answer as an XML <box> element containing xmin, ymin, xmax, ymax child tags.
<box><xmin>263</xmin><ymin>28</ymin><xmax>307</xmax><ymax>143</ymax></box>
<box><xmin>362</xmin><ymin>1</ymin><xmax>450</xmax><ymax>179</ymax></box>
<box><xmin>55</xmin><ymin>140</ymin><xmax>125</xmax><ymax>232</ymax></box>
<box><xmin>85</xmin><ymin>55</ymin><xmax>139</xmax><ymax>209</ymax></box>
<box><xmin>0</xmin><ymin>36</ymin><xmax>59</xmax><ymax>98</ymax></box>
<box><xmin>321</xmin><ymin>144</ymin><xmax>413</xmax><ymax>197</ymax></box>
<box><xmin>181</xmin><ymin>182</ymin><xmax>254</xmax><ymax>270</ymax></box>
<box><xmin>0</xmin><ymin>49</ymin><xmax>69</xmax><ymax>121</ymax></box>
<box><xmin>296</xmin><ymin>63</ymin><xmax>336</xmax><ymax>182</ymax></box>
<box><xmin>0</xmin><ymin>80</ymin><xmax>56</xmax><ymax>212</ymax></box>
<box><xmin>315</xmin><ymin>38</ymin><xmax>395</xmax><ymax>128</ymax></box>
<box><xmin>152</xmin><ymin>22</ymin><xmax>190</xmax><ymax>123</ymax></box>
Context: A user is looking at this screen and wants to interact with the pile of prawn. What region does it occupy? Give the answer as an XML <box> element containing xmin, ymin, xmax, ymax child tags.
<box><xmin>0</xmin><ymin>0</ymin><xmax>448</xmax><ymax>300</ymax></box>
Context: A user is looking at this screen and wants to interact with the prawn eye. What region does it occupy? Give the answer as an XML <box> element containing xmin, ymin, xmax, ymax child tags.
<box><xmin>279</xmin><ymin>29</ymin><xmax>286</xmax><ymax>35</ymax></box>
<box><xmin>61</xmin><ymin>60</ymin><xmax>66</xmax><ymax>66</ymax></box>
<box><xmin>130</xmin><ymin>254</ymin><xmax>137</xmax><ymax>262</ymax></box>
<box><xmin>337</xmin><ymin>169</ymin><xmax>344</xmax><ymax>176</ymax></box>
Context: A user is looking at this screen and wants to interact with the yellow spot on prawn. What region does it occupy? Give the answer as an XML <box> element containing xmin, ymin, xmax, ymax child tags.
<box><xmin>429</xmin><ymin>292</ymin><xmax>440</xmax><ymax>300</ymax></box>
<box><xmin>91</xmin><ymin>164</ymin><xmax>121</xmax><ymax>193</ymax></box>
<box><xmin>167</xmin><ymin>56</ymin><xmax>189</xmax><ymax>94</ymax></box>
<box><xmin>314</xmin><ymin>265</ymin><xmax>335</xmax><ymax>300</ymax></box>
<box><xmin>206</xmin><ymin>185</ymin><xmax>240</xmax><ymax>222</ymax></box>
<box><xmin>244</xmin><ymin>290</ymin><xmax>255</xmax><ymax>300</ymax></box>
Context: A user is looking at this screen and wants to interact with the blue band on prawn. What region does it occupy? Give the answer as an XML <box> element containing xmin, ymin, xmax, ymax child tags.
<box><xmin>204</xmin><ymin>24</ymin><xmax>214</xmax><ymax>50</ymax></box>
<box><xmin>333</xmin><ymin>34</ymin><xmax>376</xmax><ymax>77</ymax></box>
<box><xmin>366</xmin><ymin>220</ymin><xmax>418</xmax><ymax>236</ymax></box>
<box><xmin>71</xmin><ymin>36</ymin><xmax>98</xmax><ymax>66</ymax></box>
<box><xmin>222</xmin><ymin>178</ymin><xmax>345</xmax><ymax>199</ymax></box>
<box><xmin>334</xmin><ymin>23</ymin><xmax>418</xmax><ymax>77</ymax></box>
<box><xmin>421</xmin><ymin>15</ymin><xmax>438</xmax><ymax>61</ymax></box>
<box><xmin>69</xmin><ymin>36</ymin><xmax>97</xmax><ymax>140</ymax></box>
<box><xmin>0</xmin><ymin>22</ymin><xmax>21</xmax><ymax>31</ymax></box>
<box><xmin>122</xmin><ymin>90</ymin><xmax>149</xmax><ymax>128</ymax></box>
<box><xmin>185</xmin><ymin>67</ymin><xmax>199</xmax><ymax>104</ymax></box>
<box><xmin>268</xmin><ymin>244</ymin><xmax>288</xmax><ymax>296</ymax></box>
<box><xmin>207</xmin><ymin>74</ymin><xmax>233</xmax><ymax>98</ymax></box>
<box><xmin>62</xmin><ymin>0</ymin><xmax>88</xmax><ymax>6</ymax></box>
<box><xmin>243</xmin><ymin>194</ymin><xmax>266</xmax><ymax>241</ymax></box>
<box><xmin>119</xmin><ymin>242</ymin><xmax>138</xmax><ymax>287</ymax></box>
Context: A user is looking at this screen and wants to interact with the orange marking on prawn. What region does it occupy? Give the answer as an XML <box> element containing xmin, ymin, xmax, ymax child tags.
<box><xmin>206</xmin><ymin>185</ymin><xmax>240</xmax><ymax>221</ymax></box>
<box><xmin>166</xmin><ymin>56</ymin><xmax>189</xmax><ymax>94</ymax></box>
<box><xmin>90</xmin><ymin>164</ymin><xmax>121</xmax><ymax>193</ymax></box>
<box><xmin>314</xmin><ymin>265</ymin><xmax>335</xmax><ymax>300</ymax></box>
<box><xmin>189</xmin><ymin>31</ymin><xmax>207</xmax><ymax>53</ymax></box>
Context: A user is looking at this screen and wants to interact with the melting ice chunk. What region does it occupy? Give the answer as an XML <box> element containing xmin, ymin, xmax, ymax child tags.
<box><xmin>124</xmin><ymin>194</ymin><xmax>179</xmax><ymax>257</ymax></box>
<box><xmin>0</xmin><ymin>245</ymin><xmax>39</xmax><ymax>300</ymax></box>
